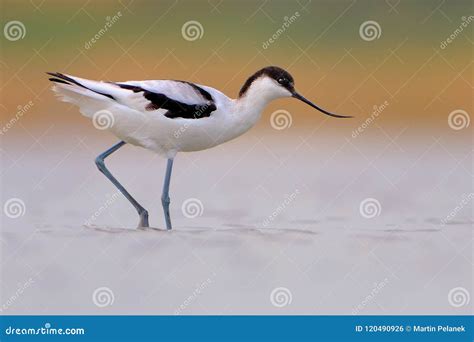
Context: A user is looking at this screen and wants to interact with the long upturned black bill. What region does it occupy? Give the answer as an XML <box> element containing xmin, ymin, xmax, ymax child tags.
<box><xmin>292</xmin><ymin>92</ymin><xmax>352</xmax><ymax>118</ymax></box>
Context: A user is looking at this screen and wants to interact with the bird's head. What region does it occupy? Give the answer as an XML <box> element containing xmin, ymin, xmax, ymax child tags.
<box><xmin>239</xmin><ymin>66</ymin><xmax>352</xmax><ymax>118</ymax></box>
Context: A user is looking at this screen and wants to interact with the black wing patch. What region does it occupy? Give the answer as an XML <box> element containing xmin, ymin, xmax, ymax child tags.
<box><xmin>116</xmin><ymin>82</ymin><xmax>216</xmax><ymax>119</ymax></box>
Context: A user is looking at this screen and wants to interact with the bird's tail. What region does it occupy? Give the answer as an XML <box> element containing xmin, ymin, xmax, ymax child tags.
<box><xmin>47</xmin><ymin>72</ymin><xmax>118</xmax><ymax>118</ymax></box>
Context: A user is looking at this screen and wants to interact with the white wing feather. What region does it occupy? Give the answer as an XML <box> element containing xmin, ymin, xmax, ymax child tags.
<box><xmin>50</xmin><ymin>73</ymin><xmax>211</xmax><ymax>117</ymax></box>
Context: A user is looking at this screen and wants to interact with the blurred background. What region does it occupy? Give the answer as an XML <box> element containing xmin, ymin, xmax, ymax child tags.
<box><xmin>1</xmin><ymin>0</ymin><xmax>472</xmax><ymax>133</ymax></box>
<box><xmin>0</xmin><ymin>0</ymin><xmax>472</xmax><ymax>315</ymax></box>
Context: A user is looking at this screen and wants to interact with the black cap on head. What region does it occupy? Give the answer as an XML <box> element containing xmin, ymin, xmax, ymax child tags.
<box><xmin>239</xmin><ymin>66</ymin><xmax>294</xmax><ymax>97</ymax></box>
<box><xmin>239</xmin><ymin>66</ymin><xmax>353</xmax><ymax>119</ymax></box>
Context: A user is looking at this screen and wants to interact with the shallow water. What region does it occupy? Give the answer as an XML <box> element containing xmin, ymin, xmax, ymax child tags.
<box><xmin>1</xmin><ymin>137</ymin><xmax>472</xmax><ymax>314</ymax></box>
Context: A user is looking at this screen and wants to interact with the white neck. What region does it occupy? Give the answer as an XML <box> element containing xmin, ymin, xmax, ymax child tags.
<box><xmin>231</xmin><ymin>77</ymin><xmax>290</xmax><ymax>130</ymax></box>
<box><xmin>214</xmin><ymin>77</ymin><xmax>291</xmax><ymax>145</ymax></box>
<box><xmin>236</xmin><ymin>77</ymin><xmax>288</xmax><ymax>111</ymax></box>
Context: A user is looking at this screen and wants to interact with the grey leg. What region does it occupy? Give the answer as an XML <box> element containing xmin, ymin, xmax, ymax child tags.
<box><xmin>161</xmin><ymin>158</ymin><xmax>174</xmax><ymax>230</ymax></box>
<box><xmin>95</xmin><ymin>141</ymin><xmax>149</xmax><ymax>228</ymax></box>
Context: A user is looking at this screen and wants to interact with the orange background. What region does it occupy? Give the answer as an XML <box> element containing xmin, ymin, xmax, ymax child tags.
<box><xmin>0</xmin><ymin>0</ymin><xmax>472</xmax><ymax>142</ymax></box>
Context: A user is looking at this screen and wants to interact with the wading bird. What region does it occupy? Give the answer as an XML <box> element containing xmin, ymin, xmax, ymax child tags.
<box><xmin>48</xmin><ymin>66</ymin><xmax>351</xmax><ymax>230</ymax></box>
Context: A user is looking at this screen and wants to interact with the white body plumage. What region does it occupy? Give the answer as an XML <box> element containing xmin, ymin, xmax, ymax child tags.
<box><xmin>51</xmin><ymin>74</ymin><xmax>291</xmax><ymax>158</ymax></box>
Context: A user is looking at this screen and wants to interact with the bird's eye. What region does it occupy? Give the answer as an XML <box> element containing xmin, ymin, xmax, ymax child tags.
<box><xmin>278</xmin><ymin>78</ymin><xmax>288</xmax><ymax>85</ymax></box>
